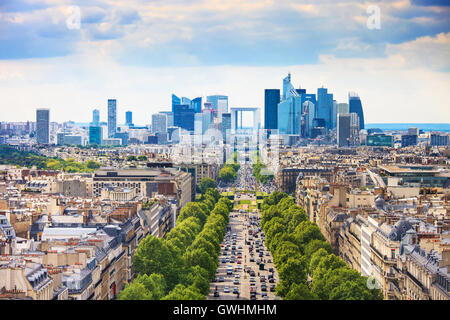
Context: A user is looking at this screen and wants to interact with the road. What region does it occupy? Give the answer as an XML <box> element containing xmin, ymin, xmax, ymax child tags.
<box><xmin>208</xmin><ymin>193</ymin><xmax>279</xmax><ymax>300</ymax></box>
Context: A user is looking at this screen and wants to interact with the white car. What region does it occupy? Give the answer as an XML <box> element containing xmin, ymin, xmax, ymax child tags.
<box><xmin>224</xmin><ymin>287</ymin><xmax>230</xmax><ymax>293</ymax></box>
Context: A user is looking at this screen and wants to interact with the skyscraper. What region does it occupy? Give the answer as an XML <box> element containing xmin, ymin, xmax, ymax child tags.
<box><xmin>159</xmin><ymin>111</ymin><xmax>174</xmax><ymax>127</ymax></box>
<box><xmin>181</xmin><ymin>97</ymin><xmax>191</xmax><ymax>106</ymax></box>
<box><xmin>107</xmin><ymin>99</ymin><xmax>117</xmax><ymax>138</ymax></box>
<box><xmin>264</xmin><ymin>89</ymin><xmax>280</xmax><ymax>131</ymax></box>
<box><xmin>173</xmin><ymin>104</ymin><xmax>195</xmax><ymax>131</ymax></box>
<box><xmin>337</xmin><ymin>113</ymin><xmax>351</xmax><ymax>147</ymax></box>
<box><xmin>191</xmin><ymin>97</ymin><xmax>202</xmax><ymax>113</ymax></box>
<box><xmin>207</xmin><ymin>95</ymin><xmax>228</xmax><ymax>119</ymax></box>
<box><xmin>152</xmin><ymin>113</ymin><xmax>168</xmax><ymax>134</ymax></box>
<box><xmin>349</xmin><ymin>93</ymin><xmax>365</xmax><ymax>130</ymax></box>
<box><xmin>89</xmin><ymin>126</ymin><xmax>102</xmax><ymax>145</ymax></box>
<box><xmin>36</xmin><ymin>108</ymin><xmax>50</xmax><ymax>144</ymax></box>
<box><xmin>172</xmin><ymin>94</ymin><xmax>181</xmax><ymax>113</ymax></box>
<box><xmin>277</xmin><ymin>96</ymin><xmax>302</xmax><ymax>135</ymax></box>
<box><xmin>317</xmin><ymin>87</ymin><xmax>333</xmax><ymax>130</ymax></box>
<box><xmin>125</xmin><ymin>111</ymin><xmax>133</xmax><ymax>127</ymax></box>
<box><xmin>92</xmin><ymin>109</ymin><xmax>100</xmax><ymax>125</ymax></box>
<box><xmin>336</xmin><ymin>103</ymin><xmax>349</xmax><ymax>115</ymax></box>
<box><xmin>302</xmin><ymin>100</ymin><xmax>315</xmax><ymax>137</ymax></box>
<box><xmin>222</xmin><ymin>113</ymin><xmax>231</xmax><ymax>144</ymax></box>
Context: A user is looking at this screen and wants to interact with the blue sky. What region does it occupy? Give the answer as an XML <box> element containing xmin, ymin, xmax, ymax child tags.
<box><xmin>0</xmin><ymin>0</ymin><xmax>449</xmax><ymax>124</ymax></box>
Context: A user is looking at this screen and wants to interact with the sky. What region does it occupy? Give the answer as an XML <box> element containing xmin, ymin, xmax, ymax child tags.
<box><xmin>0</xmin><ymin>0</ymin><xmax>449</xmax><ymax>125</ymax></box>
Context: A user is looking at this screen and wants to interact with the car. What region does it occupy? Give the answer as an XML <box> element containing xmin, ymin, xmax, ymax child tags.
<box><xmin>214</xmin><ymin>291</ymin><xmax>220</xmax><ymax>297</ymax></box>
<box><xmin>249</xmin><ymin>277</ymin><xmax>256</xmax><ymax>283</ymax></box>
<box><xmin>261</xmin><ymin>292</ymin><xmax>268</xmax><ymax>298</ymax></box>
<box><xmin>259</xmin><ymin>252</ymin><xmax>263</xmax><ymax>257</ymax></box>
<box><xmin>261</xmin><ymin>285</ymin><xmax>267</xmax><ymax>292</ymax></box>
<box><xmin>235</xmin><ymin>274</ymin><xmax>240</xmax><ymax>278</ymax></box>
<box><xmin>250</xmin><ymin>271</ymin><xmax>255</xmax><ymax>277</ymax></box>
<box><xmin>270</xmin><ymin>285</ymin><xmax>276</xmax><ymax>292</ymax></box>
<box><xmin>219</xmin><ymin>277</ymin><xmax>224</xmax><ymax>282</ymax></box>
<box><xmin>262</xmin><ymin>295</ymin><xmax>269</xmax><ymax>300</ymax></box>
<box><xmin>238</xmin><ymin>245</ymin><xmax>243</xmax><ymax>249</ymax></box>
<box><xmin>233</xmin><ymin>287</ymin><xmax>239</xmax><ymax>294</ymax></box>
<box><xmin>269</xmin><ymin>268</ymin><xmax>274</xmax><ymax>273</ymax></box>
<box><xmin>221</xmin><ymin>259</ymin><xmax>226</xmax><ymax>263</ymax></box>
<box><xmin>250</xmin><ymin>295</ymin><xmax>257</xmax><ymax>300</ymax></box>
<box><xmin>269</xmin><ymin>278</ymin><xmax>275</xmax><ymax>283</ymax></box>
<box><xmin>237</xmin><ymin>255</ymin><xmax>242</xmax><ymax>259</ymax></box>
<box><xmin>237</xmin><ymin>260</ymin><xmax>241</xmax><ymax>264</ymax></box>
<box><xmin>233</xmin><ymin>279</ymin><xmax>239</xmax><ymax>285</ymax></box>
<box><xmin>224</xmin><ymin>287</ymin><xmax>230</xmax><ymax>293</ymax></box>
<box><xmin>249</xmin><ymin>257</ymin><xmax>255</xmax><ymax>262</ymax></box>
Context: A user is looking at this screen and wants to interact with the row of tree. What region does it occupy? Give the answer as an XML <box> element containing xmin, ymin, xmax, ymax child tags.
<box><xmin>119</xmin><ymin>187</ymin><xmax>233</xmax><ymax>300</ymax></box>
<box><xmin>0</xmin><ymin>144</ymin><xmax>101</xmax><ymax>172</ymax></box>
<box><xmin>252</xmin><ymin>155</ymin><xmax>273</xmax><ymax>184</ymax></box>
<box><xmin>261</xmin><ymin>191</ymin><xmax>383</xmax><ymax>300</ymax></box>
<box><xmin>218</xmin><ymin>152</ymin><xmax>240</xmax><ymax>182</ymax></box>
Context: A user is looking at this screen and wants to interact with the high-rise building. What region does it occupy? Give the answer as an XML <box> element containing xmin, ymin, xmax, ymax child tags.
<box><xmin>92</xmin><ymin>109</ymin><xmax>100</xmax><ymax>125</ymax></box>
<box><xmin>366</xmin><ymin>134</ymin><xmax>394</xmax><ymax>147</ymax></box>
<box><xmin>107</xmin><ymin>99</ymin><xmax>117</xmax><ymax>138</ymax></box>
<box><xmin>181</xmin><ymin>97</ymin><xmax>191</xmax><ymax>106</ymax></box>
<box><xmin>152</xmin><ymin>113</ymin><xmax>168</xmax><ymax>134</ymax></box>
<box><xmin>191</xmin><ymin>97</ymin><xmax>202</xmax><ymax>113</ymax></box>
<box><xmin>332</xmin><ymin>100</ymin><xmax>337</xmax><ymax>129</ymax></box>
<box><xmin>349</xmin><ymin>93</ymin><xmax>365</xmax><ymax>130</ymax></box>
<box><xmin>349</xmin><ymin>112</ymin><xmax>360</xmax><ymax>146</ymax></box>
<box><xmin>173</xmin><ymin>105</ymin><xmax>195</xmax><ymax>131</ymax></box>
<box><xmin>207</xmin><ymin>95</ymin><xmax>228</xmax><ymax>119</ymax></box>
<box><xmin>277</xmin><ymin>96</ymin><xmax>302</xmax><ymax>135</ymax></box>
<box><xmin>336</xmin><ymin>103</ymin><xmax>349</xmax><ymax>115</ymax></box>
<box><xmin>337</xmin><ymin>113</ymin><xmax>351</xmax><ymax>147</ymax></box>
<box><xmin>159</xmin><ymin>111</ymin><xmax>174</xmax><ymax>127</ymax></box>
<box><xmin>125</xmin><ymin>111</ymin><xmax>133</xmax><ymax>127</ymax></box>
<box><xmin>317</xmin><ymin>87</ymin><xmax>333</xmax><ymax>130</ymax></box>
<box><xmin>401</xmin><ymin>134</ymin><xmax>418</xmax><ymax>147</ymax></box>
<box><xmin>302</xmin><ymin>101</ymin><xmax>315</xmax><ymax>138</ymax></box>
<box><xmin>89</xmin><ymin>126</ymin><xmax>102</xmax><ymax>145</ymax></box>
<box><xmin>408</xmin><ymin>127</ymin><xmax>419</xmax><ymax>136</ymax></box>
<box><xmin>221</xmin><ymin>113</ymin><xmax>231</xmax><ymax>144</ymax></box>
<box><xmin>36</xmin><ymin>108</ymin><xmax>50</xmax><ymax>144</ymax></box>
<box><xmin>172</xmin><ymin>94</ymin><xmax>181</xmax><ymax>113</ymax></box>
<box><xmin>430</xmin><ymin>133</ymin><xmax>449</xmax><ymax>146</ymax></box>
<box><xmin>264</xmin><ymin>89</ymin><xmax>280</xmax><ymax>131</ymax></box>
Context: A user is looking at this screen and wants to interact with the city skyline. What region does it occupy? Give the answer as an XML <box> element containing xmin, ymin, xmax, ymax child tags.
<box><xmin>0</xmin><ymin>1</ymin><xmax>449</xmax><ymax>124</ymax></box>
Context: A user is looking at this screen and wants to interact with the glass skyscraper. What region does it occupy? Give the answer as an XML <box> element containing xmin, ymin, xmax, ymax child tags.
<box><xmin>89</xmin><ymin>125</ymin><xmax>102</xmax><ymax>145</ymax></box>
<box><xmin>349</xmin><ymin>93</ymin><xmax>365</xmax><ymax>130</ymax></box>
<box><xmin>152</xmin><ymin>113</ymin><xmax>168</xmax><ymax>134</ymax></box>
<box><xmin>191</xmin><ymin>97</ymin><xmax>202</xmax><ymax>113</ymax></box>
<box><xmin>207</xmin><ymin>95</ymin><xmax>228</xmax><ymax>119</ymax></box>
<box><xmin>172</xmin><ymin>94</ymin><xmax>181</xmax><ymax>113</ymax></box>
<box><xmin>107</xmin><ymin>99</ymin><xmax>117</xmax><ymax>138</ymax></box>
<box><xmin>173</xmin><ymin>105</ymin><xmax>195</xmax><ymax>131</ymax></box>
<box><xmin>92</xmin><ymin>109</ymin><xmax>100</xmax><ymax>125</ymax></box>
<box><xmin>264</xmin><ymin>89</ymin><xmax>280</xmax><ymax>130</ymax></box>
<box><xmin>317</xmin><ymin>87</ymin><xmax>333</xmax><ymax>130</ymax></box>
<box><xmin>277</xmin><ymin>96</ymin><xmax>302</xmax><ymax>135</ymax></box>
<box><xmin>125</xmin><ymin>111</ymin><xmax>133</xmax><ymax>127</ymax></box>
<box><xmin>221</xmin><ymin>113</ymin><xmax>231</xmax><ymax>144</ymax></box>
<box><xmin>36</xmin><ymin>108</ymin><xmax>50</xmax><ymax>144</ymax></box>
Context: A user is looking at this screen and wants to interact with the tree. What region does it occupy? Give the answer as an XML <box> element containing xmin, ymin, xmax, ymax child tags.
<box><xmin>183</xmin><ymin>266</ymin><xmax>210</xmax><ymax>295</ymax></box>
<box><xmin>137</xmin><ymin>155</ymin><xmax>147</xmax><ymax>161</ymax></box>
<box><xmin>177</xmin><ymin>203</ymin><xmax>208</xmax><ymax>226</ymax></box>
<box><xmin>85</xmin><ymin>160</ymin><xmax>101</xmax><ymax>170</ymax></box>
<box><xmin>133</xmin><ymin>235</ymin><xmax>183</xmax><ymax>290</ymax></box>
<box><xmin>118</xmin><ymin>281</ymin><xmax>151</xmax><ymax>300</ymax></box>
<box><xmin>184</xmin><ymin>248</ymin><xmax>217</xmax><ymax>279</ymax></box>
<box><xmin>127</xmin><ymin>155</ymin><xmax>137</xmax><ymax>161</ymax></box>
<box><xmin>278</xmin><ymin>257</ymin><xmax>308</xmax><ymax>286</ymax></box>
<box><xmin>161</xmin><ymin>284</ymin><xmax>206</xmax><ymax>300</ymax></box>
<box><xmin>285</xmin><ymin>282</ymin><xmax>317</xmax><ymax>300</ymax></box>
<box><xmin>219</xmin><ymin>165</ymin><xmax>236</xmax><ymax>182</ymax></box>
<box><xmin>303</xmin><ymin>239</ymin><xmax>333</xmax><ymax>264</ymax></box>
<box><xmin>308</xmin><ymin>248</ymin><xmax>330</xmax><ymax>275</ymax></box>
<box><xmin>199</xmin><ymin>178</ymin><xmax>217</xmax><ymax>194</ymax></box>
<box><xmin>293</xmin><ymin>221</ymin><xmax>326</xmax><ymax>248</ymax></box>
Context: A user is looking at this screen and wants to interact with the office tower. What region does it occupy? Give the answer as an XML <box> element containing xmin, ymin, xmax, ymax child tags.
<box><xmin>92</xmin><ymin>109</ymin><xmax>100</xmax><ymax>125</ymax></box>
<box><xmin>181</xmin><ymin>97</ymin><xmax>191</xmax><ymax>106</ymax></box>
<box><xmin>159</xmin><ymin>111</ymin><xmax>174</xmax><ymax>127</ymax></box>
<box><xmin>222</xmin><ymin>113</ymin><xmax>231</xmax><ymax>143</ymax></box>
<box><xmin>264</xmin><ymin>89</ymin><xmax>280</xmax><ymax>130</ymax></box>
<box><xmin>194</xmin><ymin>112</ymin><xmax>211</xmax><ymax>135</ymax></box>
<box><xmin>57</xmin><ymin>132</ymin><xmax>65</xmax><ymax>145</ymax></box>
<box><xmin>115</xmin><ymin>131</ymin><xmax>129</xmax><ymax>145</ymax></box>
<box><xmin>337</xmin><ymin>113</ymin><xmax>351</xmax><ymax>147</ymax></box>
<box><xmin>89</xmin><ymin>126</ymin><xmax>102</xmax><ymax>145</ymax></box>
<box><xmin>302</xmin><ymin>101</ymin><xmax>315</xmax><ymax>137</ymax></box>
<box><xmin>277</xmin><ymin>96</ymin><xmax>302</xmax><ymax>135</ymax></box>
<box><xmin>430</xmin><ymin>133</ymin><xmax>449</xmax><ymax>146</ymax></box>
<box><xmin>317</xmin><ymin>87</ymin><xmax>333</xmax><ymax>130</ymax></box>
<box><xmin>349</xmin><ymin>93</ymin><xmax>365</xmax><ymax>130</ymax></box>
<box><xmin>172</xmin><ymin>94</ymin><xmax>181</xmax><ymax>113</ymax></box>
<box><xmin>107</xmin><ymin>99</ymin><xmax>117</xmax><ymax>138</ymax></box>
<box><xmin>349</xmin><ymin>112</ymin><xmax>360</xmax><ymax>146</ymax></box>
<box><xmin>207</xmin><ymin>95</ymin><xmax>228</xmax><ymax>118</ymax></box>
<box><xmin>408</xmin><ymin>127</ymin><xmax>419</xmax><ymax>136</ymax></box>
<box><xmin>125</xmin><ymin>111</ymin><xmax>133</xmax><ymax>127</ymax></box>
<box><xmin>366</xmin><ymin>134</ymin><xmax>394</xmax><ymax>147</ymax></box>
<box><xmin>336</xmin><ymin>103</ymin><xmax>349</xmax><ymax>115</ymax></box>
<box><xmin>36</xmin><ymin>108</ymin><xmax>50</xmax><ymax>144</ymax></box>
<box><xmin>332</xmin><ymin>100</ymin><xmax>337</xmax><ymax>129</ymax></box>
<box><xmin>191</xmin><ymin>97</ymin><xmax>202</xmax><ymax>113</ymax></box>
<box><xmin>173</xmin><ymin>105</ymin><xmax>195</xmax><ymax>131</ymax></box>
<box><xmin>152</xmin><ymin>113</ymin><xmax>168</xmax><ymax>134</ymax></box>
<box><xmin>401</xmin><ymin>134</ymin><xmax>418</xmax><ymax>147</ymax></box>
<box><xmin>168</xmin><ymin>126</ymin><xmax>180</xmax><ymax>143</ymax></box>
